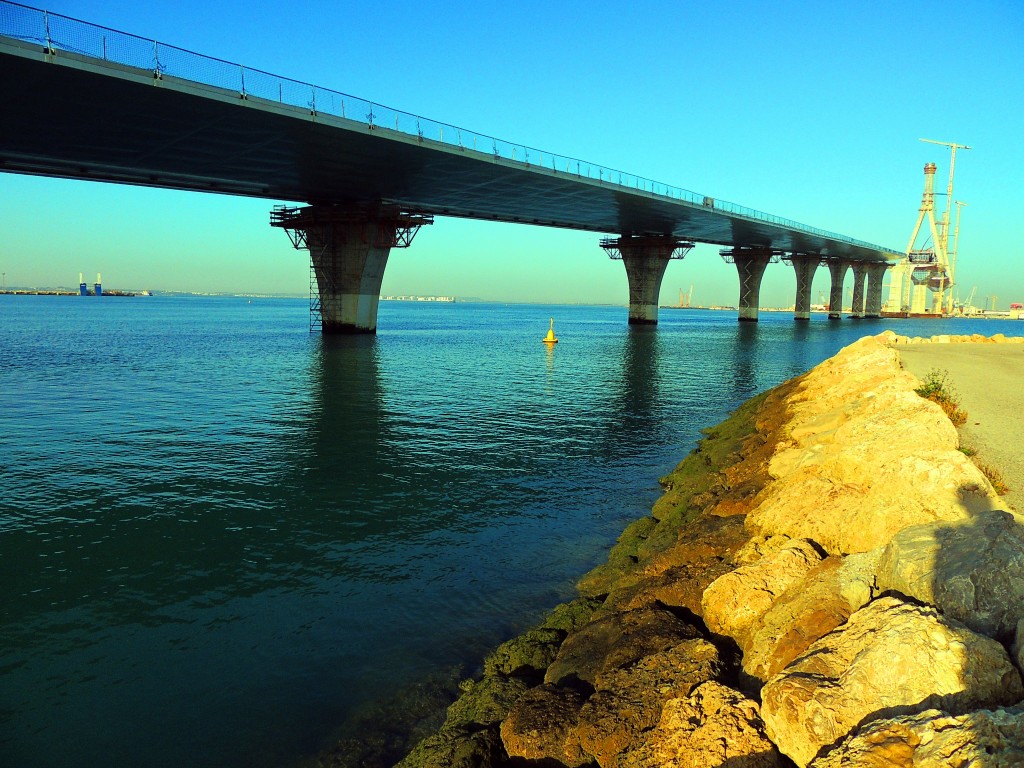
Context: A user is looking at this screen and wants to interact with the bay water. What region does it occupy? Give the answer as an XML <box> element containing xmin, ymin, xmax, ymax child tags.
<box><xmin>0</xmin><ymin>295</ymin><xmax>1012</xmax><ymax>767</ymax></box>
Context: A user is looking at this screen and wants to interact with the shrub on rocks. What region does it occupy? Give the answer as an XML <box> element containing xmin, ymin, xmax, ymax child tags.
<box><xmin>914</xmin><ymin>368</ymin><xmax>968</xmax><ymax>425</ymax></box>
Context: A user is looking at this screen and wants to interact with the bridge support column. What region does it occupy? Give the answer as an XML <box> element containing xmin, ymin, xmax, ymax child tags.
<box><xmin>849</xmin><ymin>263</ymin><xmax>868</xmax><ymax>318</ymax></box>
<box><xmin>885</xmin><ymin>261</ymin><xmax>909</xmax><ymax>313</ymax></box>
<box><xmin>785</xmin><ymin>254</ymin><xmax>822</xmax><ymax>320</ymax></box>
<box><xmin>827</xmin><ymin>260</ymin><xmax>850</xmax><ymax>319</ymax></box>
<box><xmin>909</xmin><ymin>268</ymin><xmax>932</xmax><ymax>314</ymax></box>
<box><xmin>601</xmin><ymin>235</ymin><xmax>693</xmax><ymax>325</ymax></box>
<box><xmin>720</xmin><ymin>247</ymin><xmax>778</xmax><ymax>322</ymax></box>
<box><xmin>271</xmin><ymin>205</ymin><xmax>432</xmax><ymax>333</ymax></box>
<box><xmin>864</xmin><ymin>263</ymin><xmax>889</xmax><ymax>318</ymax></box>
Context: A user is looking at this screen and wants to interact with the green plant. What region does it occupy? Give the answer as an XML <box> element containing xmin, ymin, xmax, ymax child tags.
<box><xmin>975</xmin><ymin>460</ymin><xmax>1010</xmax><ymax>496</ymax></box>
<box><xmin>915</xmin><ymin>369</ymin><xmax>968</xmax><ymax>426</ymax></box>
<box><xmin>958</xmin><ymin>445</ymin><xmax>977</xmax><ymax>457</ymax></box>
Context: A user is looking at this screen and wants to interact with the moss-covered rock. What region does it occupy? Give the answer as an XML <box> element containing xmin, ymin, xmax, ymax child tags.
<box><xmin>540</xmin><ymin>597</ymin><xmax>604</xmax><ymax>634</ymax></box>
<box><xmin>396</xmin><ymin>724</ymin><xmax>508</xmax><ymax>768</ymax></box>
<box><xmin>484</xmin><ymin>627</ymin><xmax>566</xmax><ymax>679</ymax></box>
<box><xmin>445</xmin><ymin>675</ymin><xmax>531</xmax><ymax>730</ymax></box>
<box><xmin>577</xmin><ymin>516</ymin><xmax>658</xmax><ymax>597</ymax></box>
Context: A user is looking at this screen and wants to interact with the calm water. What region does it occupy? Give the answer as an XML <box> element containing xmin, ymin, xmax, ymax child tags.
<box><xmin>1</xmin><ymin>295</ymin><xmax>1016</xmax><ymax>767</ymax></box>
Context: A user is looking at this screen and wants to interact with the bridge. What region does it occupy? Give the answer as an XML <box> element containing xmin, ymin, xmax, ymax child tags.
<box><xmin>0</xmin><ymin>1</ymin><xmax>902</xmax><ymax>333</ymax></box>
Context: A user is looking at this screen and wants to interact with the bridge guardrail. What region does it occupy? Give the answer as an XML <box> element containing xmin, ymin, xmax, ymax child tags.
<box><xmin>0</xmin><ymin>0</ymin><xmax>898</xmax><ymax>255</ymax></box>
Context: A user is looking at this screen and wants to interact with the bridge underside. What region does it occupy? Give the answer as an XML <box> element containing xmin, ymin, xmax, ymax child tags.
<box><xmin>1</xmin><ymin>39</ymin><xmax>896</xmax><ymax>259</ymax></box>
<box><xmin>0</xmin><ymin>36</ymin><xmax>900</xmax><ymax>332</ymax></box>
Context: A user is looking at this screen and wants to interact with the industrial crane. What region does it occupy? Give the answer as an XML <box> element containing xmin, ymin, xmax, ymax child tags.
<box><xmin>902</xmin><ymin>139</ymin><xmax>970</xmax><ymax>315</ymax></box>
<box><xmin>920</xmin><ymin>138</ymin><xmax>971</xmax><ymax>313</ymax></box>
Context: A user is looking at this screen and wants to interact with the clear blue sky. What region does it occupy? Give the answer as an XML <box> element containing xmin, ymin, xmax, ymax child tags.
<box><xmin>2</xmin><ymin>0</ymin><xmax>1022</xmax><ymax>307</ymax></box>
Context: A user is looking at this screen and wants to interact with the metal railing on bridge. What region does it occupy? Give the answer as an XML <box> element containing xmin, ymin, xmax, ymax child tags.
<box><xmin>0</xmin><ymin>0</ymin><xmax>893</xmax><ymax>254</ymax></box>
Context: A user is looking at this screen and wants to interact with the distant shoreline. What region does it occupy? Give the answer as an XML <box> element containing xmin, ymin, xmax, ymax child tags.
<box><xmin>0</xmin><ymin>289</ymin><xmax>142</xmax><ymax>297</ymax></box>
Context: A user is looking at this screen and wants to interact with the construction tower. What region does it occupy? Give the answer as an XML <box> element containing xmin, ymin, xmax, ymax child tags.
<box><xmin>902</xmin><ymin>161</ymin><xmax>946</xmax><ymax>314</ymax></box>
<box><xmin>893</xmin><ymin>139</ymin><xmax>970</xmax><ymax>315</ymax></box>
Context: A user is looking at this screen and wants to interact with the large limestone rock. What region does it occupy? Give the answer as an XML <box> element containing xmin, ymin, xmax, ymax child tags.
<box><xmin>701</xmin><ymin>538</ymin><xmax>824</xmax><ymax>646</ymax></box>
<box><xmin>877</xmin><ymin>509</ymin><xmax>1024</xmax><ymax>641</ymax></box>
<box><xmin>744</xmin><ymin>335</ymin><xmax>1001</xmax><ymax>554</ymax></box>
<box><xmin>544</xmin><ymin>607</ymin><xmax>701</xmax><ymax>688</ymax></box>
<box><xmin>574</xmin><ymin>638</ymin><xmax>721</xmax><ymax>767</ymax></box>
<box><xmin>760</xmin><ymin>596</ymin><xmax>1023</xmax><ymax>767</ymax></box>
<box><xmin>616</xmin><ymin>681</ymin><xmax>785</xmax><ymax>768</ymax></box>
<box><xmin>810</xmin><ymin>707</ymin><xmax>1024</xmax><ymax>768</ymax></box>
<box><xmin>499</xmin><ymin>684</ymin><xmax>591</xmax><ymax>767</ymax></box>
<box><xmin>742</xmin><ymin>549</ymin><xmax>881</xmax><ymax>682</ymax></box>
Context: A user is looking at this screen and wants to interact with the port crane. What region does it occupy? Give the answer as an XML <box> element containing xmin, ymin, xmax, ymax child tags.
<box><xmin>903</xmin><ymin>139</ymin><xmax>970</xmax><ymax>315</ymax></box>
<box><xmin>963</xmin><ymin>285</ymin><xmax>977</xmax><ymax>315</ymax></box>
<box><xmin>679</xmin><ymin>284</ymin><xmax>694</xmax><ymax>308</ymax></box>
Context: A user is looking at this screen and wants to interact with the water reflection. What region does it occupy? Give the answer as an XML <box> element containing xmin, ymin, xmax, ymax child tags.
<box><xmin>616</xmin><ymin>326</ymin><xmax>661</xmax><ymax>432</ymax></box>
<box><xmin>298</xmin><ymin>335</ymin><xmax>389</xmax><ymax>516</ymax></box>
<box><xmin>728</xmin><ymin>322</ymin><xmax>762</xmax><ymax>402</ymax></box>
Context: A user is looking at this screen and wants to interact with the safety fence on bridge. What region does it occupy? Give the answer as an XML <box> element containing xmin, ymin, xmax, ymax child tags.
<box><xmin>0</xmin><ymin>0</ymin><xmax>890</xmax><ymax>254</ymax></box>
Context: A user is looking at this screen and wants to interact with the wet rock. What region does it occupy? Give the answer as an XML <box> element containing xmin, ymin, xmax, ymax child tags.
<box><xmin>321</xmin><ymin>668</ymin><xmax>462</xmax><ymax>768</ymax></box>
<box><xmin>809</xmin><ymin>707</ymin><xmax>1024</xmax><ymax>768</ymax></box>
<box><xmin>484</xmin><ymin>627</ymin><xmax>566</xmax><ymax>679</ymax></box>
<box><xmin>544</xmin><ymin>607</ymin><xmax>702</xmax><ymax>689</ymax></box>
<box><xmin>601</xmin><ymin>514</ymin><xmax>749</xmax><ymax>618</ymax></box>
<box><xmin>616</xmin><ymin>681</ymin><xmax>785</xmax><ymax>768</ymax></box>
<box><xmin>761</xmin><ymin>596</ymin><xmax>1024</xmax><ymax>767</ymax></box>
<box><xmin>444</xmin><ymin>675</ymin><xmax>531</xmax><ymax>730</ymax></box>
<box><xmin>877</xmin><ymin>508</ymin><xmax>1024</xmax><ymax>641</ymax></box>
<box><xmin>541</xmin><ymin>597</ymin><xmax>604</xmax><ymax>634</ymax></box>
<box><xmin>499</xmin><ymin>684</ymin><xmax>591</xmax><ymax>767</ymax></box>
<box><xmin>701</xmin><ymin>538</ymin><xmax>825</xmax><ymax>647</ymax></box>
<box><xmin>397</xmin><ymin>675</ymin><xmax>529</xmax><ymax>768</ymax></box>
<box><xmin>574</xmin><ymin>638</ymin><xmax>722</xmax><ymax>766</ymax></box>
<box><xmin>397</xmin><ymin>724</ymin><xmax>508</xmax><ymax>768</ymax></box>
<box><xmin>742</xmin><ymin>549</ymin><xmax>881</xmax><ymax>681</ymax></box>
<box><xmin>578</xmin><ymin>516</ymin><xmax>659</xmax><ymax>598</ymax></box>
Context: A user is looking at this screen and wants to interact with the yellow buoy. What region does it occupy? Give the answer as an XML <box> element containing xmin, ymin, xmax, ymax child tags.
<box><xmin>542</xmin><ymin>317</ymin><xmax>559</xmax><ymax>344</ymax></box>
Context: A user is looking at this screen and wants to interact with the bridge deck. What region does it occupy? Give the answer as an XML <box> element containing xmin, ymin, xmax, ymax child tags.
<box><xmin>0</xmin><ymin>28</ymin><xmax>900</xmax><ymax>263</ymax></box>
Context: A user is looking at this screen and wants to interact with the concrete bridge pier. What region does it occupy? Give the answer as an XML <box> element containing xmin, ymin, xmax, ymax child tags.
<box><xmin>601</xmin><ymin>235</ymin><xmax>693</xmax><ymax>324</ymax></box>
<box><xmin>849</xmin><ymin>262</ymin><xmax>868</xmax><ymax>318</ymax></box>
<box><xmin>885</xmin><ymin>261</ymin><xmax>909</xmax><ymax>313</ymax></box>
<box><xmin>785</xmin><ymin>254</ymin><xmax>822</xmax><ymax>320</ymax></box>
<box><xmin>271</xmin><ymin>205</ymin><xmax>432</xmax><ymax>333</ymax></box>
<box><xmin>721</xmin><ymin>247</ymin><xmax>776</xmax><ymax>322</ymax></box>
<box><xmin>826</xmin><ymin>260</ymin><xmax>850</xmax><ymax>319</ymax></box>
<box><xmin>864</xmin><ymin>262</ymin><xmax>889</xmax><ymax>318</ymax></box>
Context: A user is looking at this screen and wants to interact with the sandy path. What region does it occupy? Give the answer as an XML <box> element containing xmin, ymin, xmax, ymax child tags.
<box><xmin>897</xmin><ymin>343</ymin><xmax>1024</xmax><ymax>511</ymax></box>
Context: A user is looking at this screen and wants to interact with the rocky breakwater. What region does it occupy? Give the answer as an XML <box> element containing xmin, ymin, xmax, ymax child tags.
<box><xmin>394</xmin><ymin>331</ymin><xmax>1024</xmax><ymax>768</ymax></box>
